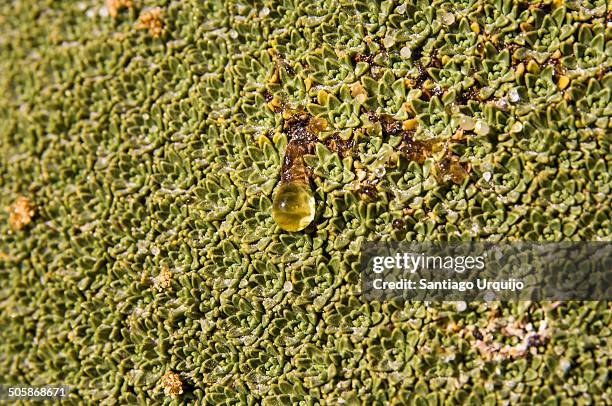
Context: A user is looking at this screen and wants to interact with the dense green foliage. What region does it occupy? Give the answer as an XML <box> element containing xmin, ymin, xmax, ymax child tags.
<box><xmin>0</xmin><ymin>0</ymin><xmax>610</xmax><ymax>404</ymax></box>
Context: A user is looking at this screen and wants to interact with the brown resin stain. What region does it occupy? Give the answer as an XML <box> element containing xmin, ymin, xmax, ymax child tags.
<box><xmin>324</xmin><ymin>135</ymin><xmax>354</xmax><ymax>158</ymax></box>
<box><xmin>368</xmin><ymin>110</ymin><xmax>435</xmax><ymax>163</ymax></box>
<box><xmin>367</xmin><ymin>110</ymin><xmax>469</xmax><ymax>184</ymax></box>
<box><xmin>412</xmin><ymin>62</ymin><xmax>429</xmax><ymax>89</ymax></box>
<box><xmin>270</xmin><ymin>97</ymin><xmax>469</xmax><ymax>190</ymax></box>
<box><xmin>421</xmin><ymin>84</ymin><xmax>442</xmax><ymax>102</ymax></box>
<box><xmin>359</xmin><ymin>181</ymin><xmax>378</xmax><ymax>200</ymax></box>
<box><xmin>400</xmin><ymin>132</ymin><xmax>435</xmax><ymax>164</ymax></box>
<box><xmin>434</xmin><ymin>153</ymin><xmax>469</xmax><ymax>184</ymax></box>
<box><xmin>281</xmin><ymin>141</ymin><xmax>310</xmax><ymax>183</ymax></box>
<box><xmin>279</xmin><ymin>107</ymin><xmax>330</xmax><ymax>183</ymax></box>
<box><xmin>366</xmin><ymin>111</ymin><xmax>402</xmax><ymax>136</ymax></box>
<box><xmin>455</xmin><ymin>86</ymin><xmax>481</xmax><ymax>105</ymax></box>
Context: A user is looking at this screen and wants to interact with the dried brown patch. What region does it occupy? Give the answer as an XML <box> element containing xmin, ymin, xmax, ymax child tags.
<box><xmin>106</xmin><ymin>0</ymin><xmax>133</xmax><ymax>18</ymax></box>
<box><xmin>137</xmin><ymin>8</ymin><xmax>164</xmax><ymax>37</ymax></box>
<box><xmin>7</xmin><ymin>195</ymin><xmax>35</xmax><ymax>231</ymax></box>
<box><xmin>154</xmin><ymin>265</ymin><xmax>172</xmax><ymax>291</ymax></box>
<box><xmin>160</xmin><ymin>371</ymin><xmax>183</xmax><ymax>397</ymax></box>
<box><xmin>470</xmin><ymin>317</ymin><xmax>550</xmax><ymax>361</ymax></box>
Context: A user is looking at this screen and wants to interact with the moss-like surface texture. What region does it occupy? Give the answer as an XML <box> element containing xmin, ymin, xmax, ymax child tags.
<box><xmin>1</xmin><ymin>0</ymin><xmax>611</xmax><ymax>404</ymax></box>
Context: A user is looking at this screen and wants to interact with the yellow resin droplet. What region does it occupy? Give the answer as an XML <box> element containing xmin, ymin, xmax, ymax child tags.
<box><xmin>272</xmin><ymin>181</ymin><xmax>315</xmax><ymax>232</ymax></box>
